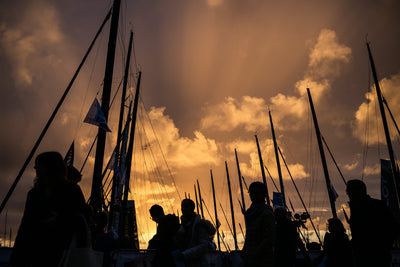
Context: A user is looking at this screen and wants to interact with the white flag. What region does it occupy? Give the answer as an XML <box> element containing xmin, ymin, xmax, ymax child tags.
<box><xmin>84</xmin><ymin>98</ymin><xmax>111</xmax><ymax>132</ymax></box>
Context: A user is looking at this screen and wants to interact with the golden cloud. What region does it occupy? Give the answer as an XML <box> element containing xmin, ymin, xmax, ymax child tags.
<box><xmin>352</xmin><ymin>72</ymin><xmax>400</xmax><ymax>144</ymax></box>
<box><xmin>362</xmin><ymin>164</ymin><xmax>380</xmax><ymax>176</ymax></box>
<box><xmin>308</xmin><ymin>28</ymin><xmax>352</xmax><ymax>78</ymax></box>
<box><xmin>270</xmin><ymin>28</ymin><xmax>351</xmax><ymax>130</ymax></box>
<box><xmin>138</xmin><ymin>106</ymin><xmax>221</xmax><ymax>169</ymax></box>
<box><xmin>201</xmin><ymin>96</ymin><xmax>268</xmax><ymax>132</ymax></box>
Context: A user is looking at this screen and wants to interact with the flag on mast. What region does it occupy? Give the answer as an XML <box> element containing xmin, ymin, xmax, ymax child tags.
<box><xmin>84</xmin><ymin>98</ymin><xmax>111</xmax><ymax>132</ymax></box>
<box><xmin>64</xmin><ymin>141</ymin><xmax>74</xmax><ymax>166</ymax></box>
<box><xmin>330</xmin><ymin>185</ymin><xmax>339</xmax><ymax>202</ymax></box>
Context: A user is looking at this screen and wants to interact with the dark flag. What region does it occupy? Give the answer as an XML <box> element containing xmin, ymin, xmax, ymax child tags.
<box><xmin>64</xmin><ymin>142</ymin><xmax>74</xmax><ymax>166</ymax></box>
<box><xmin>381</xmin><ymin>159</ymin><xmax>400</xmax><ymax>221</ymax></box>
<box><xmin>273</xmin><ymin>192</ymin><xmax>284</xmax><ymax>208</ymax></box>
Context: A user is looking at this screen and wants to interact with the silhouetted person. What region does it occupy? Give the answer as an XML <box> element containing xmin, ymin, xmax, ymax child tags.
<box><xmin>148</xmin><ymin>204</ymin><xmax>180</xmax><ymax>267</ymax></box>
<box><xmin>241</xmin><ymin>182</ymin><xmax>275</xmax><ymax>267</ymax></box>
<box><xmin>10</xmin><ymin>151</ymin><xmax>87</xmax><ymax>267</ymax></box>
<box><xmin>91</xmin><ymin>210</ymin><xmax>118</xmax><ymax>266</ymax></box>
<box><xmin>274</xmin><ymin>207</ymin><xmax>297</xmax><ymax>267</ymax></box>
<box><xmin>346</xmin><ymin>179</ymin><xmax>399</xmax><ymax>267</ymax></box>
<box><xmin>175</xmin><ymin>198</ymin><xmax>216</xmax><ymax>267</ymax></box>
<box><xmin>91</xmin><ymin>211</ymin><xmax>118</xmax><ymax>251</ymax></box>
<box><xmin>322</xmin><ymin>217</ymin><xmax>353</xmax><ymax>267</ymax></box>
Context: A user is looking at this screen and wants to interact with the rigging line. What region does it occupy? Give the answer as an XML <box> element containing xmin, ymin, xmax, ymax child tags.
<box><xmin>74</xmin><ymin>25</ymin><xmax>106</xmax><ymax>140</ymax></box>
<box><xmin>362</xmin><ymin>62</ymin><xmax>372</xmax><ymax>179</ymax></box>
<box><xmin>201</xmin><ymin>199</ymin><xmax>216</xmax><ymax>226</ymax></box>
<box><xmin>140</xmin><ymin>98</ymin><xmax>182</xmax><ymax>201</ymax></box>
<box><xmin>306</xmin><ymin>106</ymin><xmax>313</xmax><ymax>207</ymax></box>
<box><xmin>131</xmin><ymin>31</ymin><xmax>139</xmax><ymax>74</ymax></box>
<box><xmin>137</xmin><ymin>109</ymin><xmax>174</xmax><ymax>211</ymax></box>
<box><xmin>201</xmin><ymin>199</ymin><xmax>233</xmax><ymax>251</ymax></box>
<box><xmin>139</xmin><ymin>109</ymin><xmax>176</xmax><ymax>205</ymax></box>
<box><xmin>278</xmin><ymin>146</ymin><xmax>322</xmax><ymax>245</ymax></box>
<box><xmin>101</xmin><ymin>168</ymin><xmax>111</xmax><ymax>188</ymax></box>
<box><xmin>321</xmin><ymin>135</ymin><xmax>347</xmax><ymax>185</ymax></box>
<box><xmin>103</xmin><ymin>172</ymin><xmax>114</xmax><ymax>199</ymax></box>
<box><xmin>219</xmin><ymin>202</ymin><xmax>235</xmax><ymax>242</ymax></box>
<box><xmin>266</xmin><ymin>163</ymin><xmax>299</xmax><ymax>213</ymax></box>
<box><xmin>383</xmin><ymin>97</ymin><xmax>400</xmax><ymax>139</ymax></box>
<box><xmin>80</xmin><ymin>135</ymin><xmax>97</xmax><ymax>173</ymax></box>
<box><xmin>241</xmin><ymin>176</ymin><xmax>249</xmax><ymax>191</ymax></box>
<box><xmin>307</xmin><ymin>109</ymin><xmax>314</xmax><ymax>208</ymax></box>
<box><xmin>136</xmin><ymin>120</ymin><xmax>173</xmax><ymax>212</ymax></box>
<box><xmin>374</xmin><ymin>88</ymin><xmax>381</xmax><ymax>158</ymax></box>
<box><xmin>0</xmin><ymin>8</ymin><xmax>112</xmax><ymax>215</ymax></box>
<box><xmin>265</xmin><ymin>165</ymin><xmax>299</xmax><ymax>212</ymax></box>
<box><xmin>362</xmin><ymin>93</ymin><xmax>370</xmax><ymax>180</ymax></box>
<box><xmin>264</xmin><ymin>165</ymin><xmax>280</xmax><ymax>192</ymax></box>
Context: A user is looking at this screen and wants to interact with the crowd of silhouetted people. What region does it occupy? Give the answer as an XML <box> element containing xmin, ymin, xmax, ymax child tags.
<box><xmin>239</xmin><ymin>180</ymin><xmax>400</xmax><ymax>267</ymax></box>
<box><xmin>8</xmin><ymin>151</ymin><xmax>400</xmax><ymax>267</ymax></box>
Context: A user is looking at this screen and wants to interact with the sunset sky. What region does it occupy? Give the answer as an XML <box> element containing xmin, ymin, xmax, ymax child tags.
<box><xmin>1</xmin><ymin>0</ymin><xmax>400</xmax><ymax>249</ymax></box>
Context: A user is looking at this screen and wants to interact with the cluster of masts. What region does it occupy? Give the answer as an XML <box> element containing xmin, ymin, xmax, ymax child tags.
<box><xmin>1</xmin><ymin>0</ymin><xmax>400</xmax><ymax>251</ymax></box>
<box><xmin>179</xmin><ymin>42</ymin><xmax>400</xmax><ymax>251</ymax></box>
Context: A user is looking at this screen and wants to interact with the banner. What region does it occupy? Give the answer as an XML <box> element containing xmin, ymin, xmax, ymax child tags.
<box><xmin>273</xmin><ymin>192</ymin><xmax>284</xmax><ymax>208</ymax></box>
<box><xmin>381</xmin><ymin>159</ymin><xmax>400</xmax><ymax>220</ymax></box>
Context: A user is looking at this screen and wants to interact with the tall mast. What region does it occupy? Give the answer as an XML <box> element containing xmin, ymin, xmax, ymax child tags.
<box><xmin>306</xmin><ymin>88</ymin><xmax>337</xmax><ymax>218</ymax></box>
<box><xmin>210</xmin><ymin>170</ymin><xmax>221</xmax><ymax>251</ymax></box>
<box><xmin>109</xmin><ymin>31</ymin><xmax>134</xmax><ymax>225</ymax></box>
<box><xmin>90</xmin><ymin>0</ymin><xmax>121</xmax><ymax>212</ymax></box>
<box><xmin>367</xmin><ymin>43</ymin><xmax>400</xmax><ymax>207</ymax></box>
<box><xmin>197</xmin><ymin>180</ymin><xmax>204</xmax><ymax>218</ymax></box>
<box><xmin>225</xmin><ymin>161</ymin><xmax>238</xmax><ymax>250</ymax></box>
<box><xmin>255</xmin><ymin>135</ymin><xmax>271</xmax><ymax>205</ymax></box>
<box><xmin>119</xmin><ymin>71</ymin><xmax>141</xmax><ymax>249</ymax></box>
<box><xmin>269</xmin><ymin>110</ymin><xmax>286</xmax><ymax>208</ymax></box>
<box><xmin>122</xmin><ymin>71</ymin><xmax>141</xmax><ymax>203</ymax></box>
<box><xmin>235</xmin><ymin>149</ymin><xmax>246</xmax><ymax>213</ymax></box>
<box><xmin>194</xmin><ymin>184</ymin><xmax>200</xmax><ymax>215</ymax></box>
<box><xmin>3</xmin><ymin>211</ymin><xmax>7</xmax><ymax>247</ymax></box>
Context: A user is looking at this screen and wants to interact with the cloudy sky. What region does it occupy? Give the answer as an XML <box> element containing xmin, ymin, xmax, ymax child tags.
<box><xmin>1</xmin><ymin>0</ymin><xmax>400</xmax><ymax>248</ymax></box>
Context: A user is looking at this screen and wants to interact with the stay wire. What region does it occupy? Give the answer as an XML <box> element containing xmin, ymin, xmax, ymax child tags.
<box><xmin>140</xmin><ymin>97</ymin><xmax>183</xmax><ymax>201</ymax></box>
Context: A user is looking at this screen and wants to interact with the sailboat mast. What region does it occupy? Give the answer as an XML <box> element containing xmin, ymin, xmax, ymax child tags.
<box><xmin>118</xmin><ymin>71</ymin><xmax>141</xmax><ymax>249</ymax></box>
<box><xmin>122</xmin><ymin>71</ymin><xmax>141</xmax><ymax>203</ymax></box>
<box><xmin>366</xmin><ymin>43</ymin><xmax>400</xmax><ymax>207</ymax></box>
<box><xmin>307</xmin><ymin>88</ymin><xmax>337</xmax><ymax>218</ymax></box>
<box><xmin>109</xmin><ymin>31</ymin><xmax>134</xmax><ymax>224</ymax></box>
<box><xmin>235</xmin><ymin>149</ymin><xmax>246</xmax><ymax>212</ymax></box>
<box><xmin>197</xmin><ymin>180</ymin><xmax>205</xmax><ymax>218</ymax></box>
<box><xmin>255</xmin><ymin>135</ymin><xmax>271</xmax><ymax>205</ymax></box>
<box><xmin>90</xmin><ymin>0</ymin><xmax>121</xmax><ymax>212</ymax></box>
<box><xmin>116</xmin><ymin>31</ymin><xmax>133</xmax><ymax>167</ymax></box>
<box><xmin>225</xmin><ymin>161</ymin><xmax>238</xmax><ymax>250</ymax></box>
<box><xmin>194</xmin><ymin>184</ymin><xmax>200</xmax><ymax>215</ymax></box>
<box><xmin>269</xmin><ymin>110</ymin><xmax>286</xmax><ymax>208</ymax></box>
<box><xmin>3</xmin><ymin>211</ymin><xmax>7</xmax><ymax>247</ymax></box>
<box><xmin>210</xmin><ymin>170</ymin><xmax>221</xmax><ymax>251</ymax></box>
